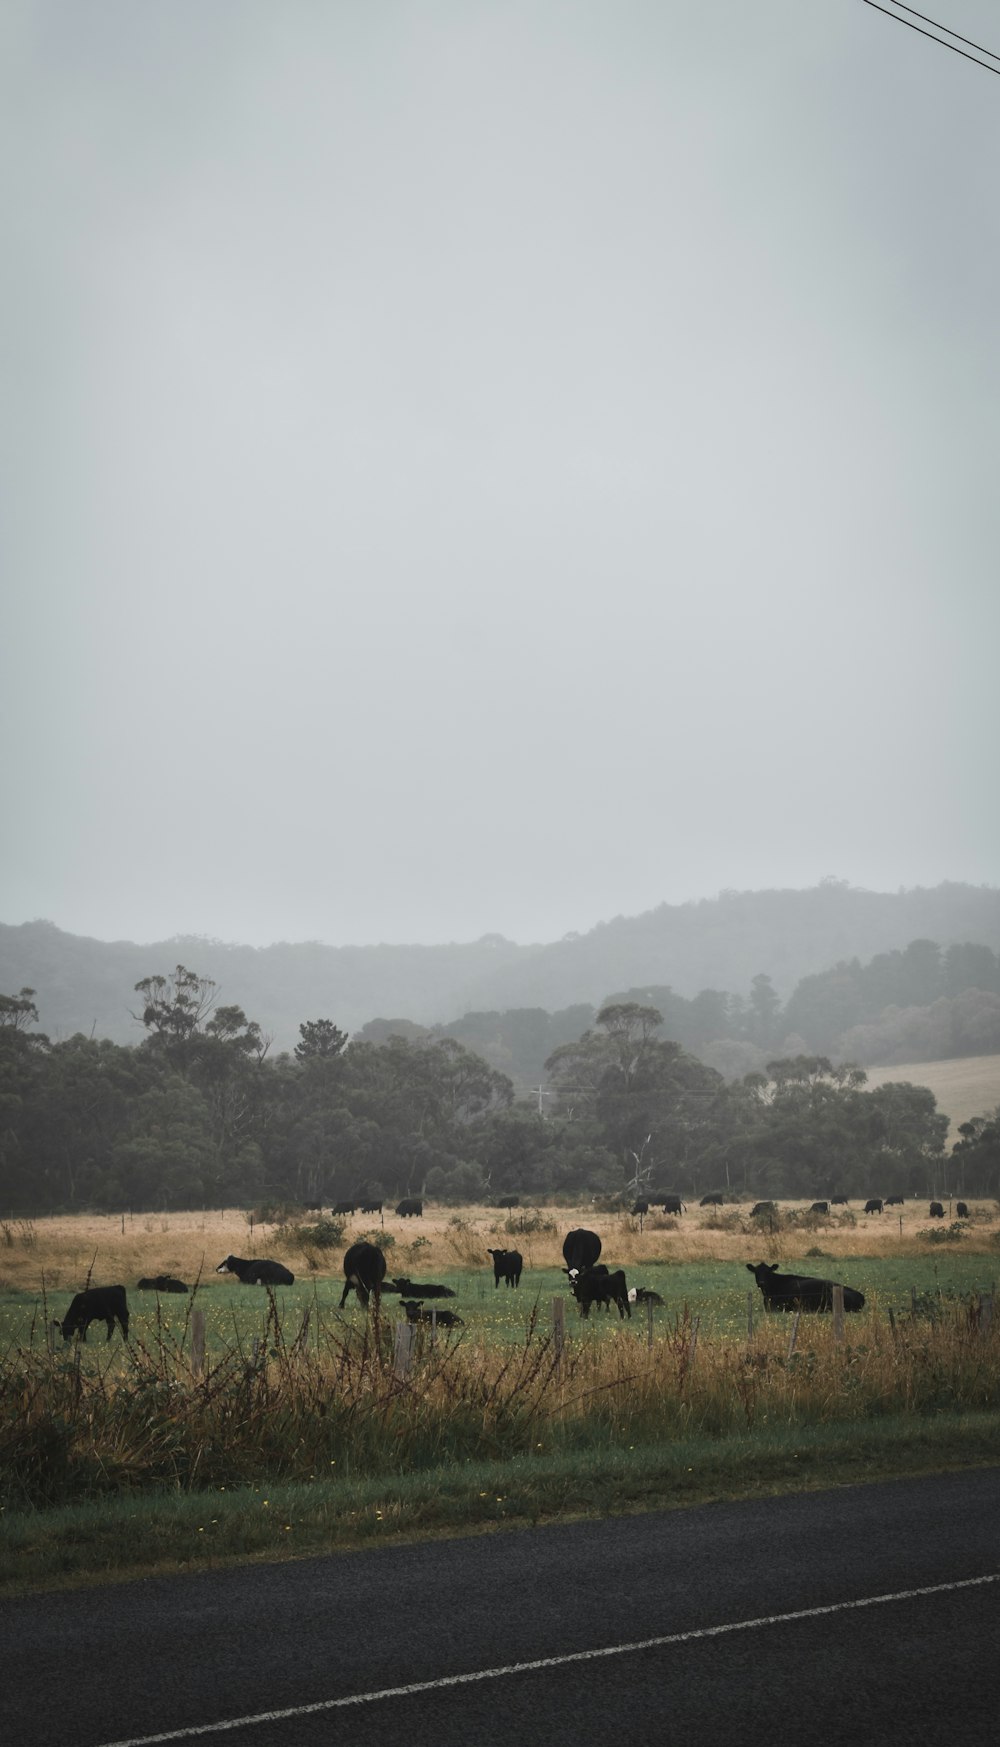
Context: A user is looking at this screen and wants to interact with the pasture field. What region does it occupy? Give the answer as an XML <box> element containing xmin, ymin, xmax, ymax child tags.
<box><xmin>2</xmin><ymin>1200</ymin><xmax>998</xmax><ymax>1596</ymax></box>
<box><xmin>864</xmin><ymin>1052</ymin><xmax>1000</xmax><ymax>1142</ymax></box>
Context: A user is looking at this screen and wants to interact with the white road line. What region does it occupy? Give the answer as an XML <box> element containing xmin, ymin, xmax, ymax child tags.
<box><xmin>95</xmin><ymin>1571</ymin><xmax>1000</xmax><ymax>1747</ymax></box>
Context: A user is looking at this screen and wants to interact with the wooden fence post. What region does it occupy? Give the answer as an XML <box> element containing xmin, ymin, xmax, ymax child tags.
<box><xmin>832</xmin><ymin>1282</ymin><xmax>845</xmax><ymax>1344</ymax></box>
<box><xmin>394</xmin><ymin>1320</ymin><xmax>414</xmax><ymax>1380</ymax></box>
<box><xmin>688</xmin><ymin>1315</ymin><xmax>700</xmax><ymax>1369</ymax></box>
<box><xmin>552</xmin><ymin>1296</ymin><xmax>565</xmax><ymax>1372</ymax></box>
<box><xmin>747</xmin><ymin>1291</ymin><xmax>754</xmax><ymax>1342</ymax></box>
<box><xmin>191</xmin><ymin>1308</ymin><xmax>205</xmax><ymax>1379</ymax></box>
<box><xmin>786</xmin><ymin>1310</ymin><xmax>800</xmax><ymax>1361</ymax></box>
<box><xmin>430</xmin><ymin>1307</ymin><xmax>437</xmax><ymax>1349</ymax></box>
<box><xmin>646</xmin><ymin>1296</ymin><xmax>654</xmax><ymax>1350</ymax></box>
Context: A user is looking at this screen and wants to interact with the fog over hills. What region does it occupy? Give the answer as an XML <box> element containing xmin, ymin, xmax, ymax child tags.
<box><xmin>3</xmin><ymin>881</ymin><xmax>1000</xmax><ymax>1053</ymax></box>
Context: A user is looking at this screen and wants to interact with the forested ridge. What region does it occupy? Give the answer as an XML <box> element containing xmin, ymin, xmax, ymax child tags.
<box><xmin>3</xmin><ymin>880</ymin><xmax>999</xmax><ymax>1050</ymax></box>
<box><xmin>2</xmin><ymin>968</ymin><xmax>998</xmax><ymax>1216</ymax></box>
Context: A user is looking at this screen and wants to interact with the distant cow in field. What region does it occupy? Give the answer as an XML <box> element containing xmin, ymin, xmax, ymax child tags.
<box><xmin>388</xmin><ymin>1276</ymin><xmax>456</xmax><ymax>1299</ymax></box>
<box><xmin>751</xmin><ymin>1202</ymin><xmax>776</xmax><ymax>1218</ymax></box>
<box><xmin>809</xmin><ymin>1202</ymin><xmax>829</xmax><ymax>1215</ymax></box>
<box><xmin>401</xmin><ymin>1300</ymin><xmax>464</xmax><ymax>1328</ymax></box>
<box><xmin>359</xmin><ymin>1200</ymin><xmax>383</xmax><ymax>1215</ymax></box>
<box><xmin>497</xmin><ymin>1194</ymin><xmax>519</xmax><ymax>1209</ymax></box>
<box><xmin>661</xmin><ymin>1195</ymin><xmax>684</xmax><ymax>1215</ymax></box>
<box><xmin>562</xmin><ymin>1227</ymin><xmax>602</xmax><ymax>1278</ymax></box>
<box><xmin>747</xmin><ymin>1262</ymin><xmax>865</xmax><ymax>1314</ymax></box>
<box><xmin>929</xmin><ymin>1201</ymin><xmax>945</xmax><ymax>1218</ymax></box>
<box><xmin>885</xmin><ymin>1196</ymin><xmax>904</xmax><ymax>1207</ymax></box>
<box><xmin>340</xmin><ymin>1241</ymin><xmax>387</xmax><ymax>1308</ymax></box>
<box><xmin>137</xmin><ymin>1275</ymin><xmax>188</xmax><ymax>1293</ymax></box>
<box><xmin>216</xmin><ymin>1255</ymin><xmax>295</xmax><ymax>1286</ymax></box>
<box><xmin>700</xmin><ymin>1193</ymin><xmax>725</xmax><ymax>1207</ymax></box>
<box><xmin>831</xmin><ymin>1196</ymin><xmax>849</xmax><ymax>1205</ymax></box>
<box><xmin>54</xmin><ymin>1285</ymin><xmax>129</xmax><ymax>1343</ymax></box>
<box><xmin>487</xmin><ymin>1248</ymin><xmax>523</xmax><ymax>1288</ymax></box>
<box><xmin>956</xmin><ymin>1201</ymin><xmax>970</xmax><ymax>1218</ymax></box>
<box><xmin>572</xmin><ymin>1265</ymin><xmax>630</xmax><ymax>1319</ymax></box>
<box><xmin>864</xmin><ymin>1199</ymin><xmax>884</xmax><ymax>1215</ymax></box>
<box><xmin>395</xmin><ymin>1198</ymin><xmax>423</xmax><ymax>1217</ymax></box>
<box><xmin>332</xmin><ymin>1200</ymin><xmax>356</xmax><ymax>1217</ymax></box>
<box><xmin>631</xmin><ymin>1201</ymin><xmax>649</xmax><ymax>1217</ymax></box>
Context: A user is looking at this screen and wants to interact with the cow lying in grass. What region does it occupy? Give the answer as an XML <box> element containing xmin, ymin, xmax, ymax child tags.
<box><xmin>137</xmin><ymin>1275</ymin><xmax>189</xmax><ymax>1293</ymax></box>
<box><xmin>388</xmin><ymin>1277</ymin><xmax>456</xmax><ymax>1299</ymax></box>
<box><xmin>216</xmin><ymin>1255</ymin><xmax>295</xmax><ymax>1286</ymax></box>
<box><xmin>400</xmin><ymin>1300</ymin><xmax>464</xmax><ymax>1328</ymax></box>
<box><xmin>746</xmin><ymin>1261</ymin><xmax>865</xmax><ymax>1313</ymax></box>
<box><xmin>629</xmin><ymin>1286</ymin><xmax>664</xmax><ymax>1307</ymax></box>
<box><xmin>54</xmin><ymin>1285</ymin><xmax>129</xmax><ymax>1342</ymax></box>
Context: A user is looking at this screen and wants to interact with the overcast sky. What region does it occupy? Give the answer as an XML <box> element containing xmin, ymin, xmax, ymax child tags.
<box><xmin>2</xmin><ymin>1</ymin><xmax>998</xmax><ymax>949</ymax></box>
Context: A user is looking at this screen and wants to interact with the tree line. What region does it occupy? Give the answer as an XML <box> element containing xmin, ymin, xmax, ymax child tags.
<box><xmin>3</xmin><ymin>969</ymin><xmax>996</xmax><ymax>1214</ymax></box>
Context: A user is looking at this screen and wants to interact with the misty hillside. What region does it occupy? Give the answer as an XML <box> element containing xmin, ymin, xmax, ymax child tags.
<box><xmin>3</xmin><ymin>881</ymin><xmax>1000</xmax><ymax>1052</ymax></box>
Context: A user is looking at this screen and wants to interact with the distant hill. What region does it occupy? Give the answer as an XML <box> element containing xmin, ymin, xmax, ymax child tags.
<box><xmin>2</xmin><ymin>880</ymin><xmax>999</xmax><ymax>1052</ymax></box>
<box><xmin>863</xmin><ymin>1054</ymin><xmax>1000</xmax><ymax>1144</ymax></box>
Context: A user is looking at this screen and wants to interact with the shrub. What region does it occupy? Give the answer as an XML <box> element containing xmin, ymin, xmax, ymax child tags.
<box><xmin>292</xmin><ymin>1218</ymin><xmax>345</xmax><ymax>1250</ymax></box>
<box><xmin>919</xmin><ymin>1223</ymin><xmax>966</xmax><ymax>1245</ymax></box>
<box><xmin>357</xmin><ymin>1229</ymin><xmax>395</xmax><ymax>1252</ymax></box>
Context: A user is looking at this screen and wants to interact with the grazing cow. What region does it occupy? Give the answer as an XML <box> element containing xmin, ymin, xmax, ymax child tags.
<box><xmin>631</xmin><ymin>1201</ymin><xmax>649</xmax><ymax>1217</ymax></box>
<box><xmin>956</xmin><ymin>1201</ymin><xmax>969</xmax><ymax>1218</ymax></box>
<box><xmin>395</xmin><ymin>1198</ymin><xmax>423</xmax><ymax>1217</ymax></box>
<box><xmin>831</xmin><ymin>1195</ymin><xmax>849</xmax><ymax>1205</ymax></box>
<box><xmin>929</xmin><ymin>1201</ymin><xmax>945</xmax><ymax>1218</ymax></box>
<box><xmin>136</xmin><ymin>1275</ymin><xmax>188</xmax><ymax>1293</ymax></box>
<box><xmin>216</xmin><ymin>1255</ymin><xmax>295</xmax><ymax>1286</ymax></box>
<box><xmin>562</xmin><ymin>1227</ymin><xmax>602</xmax><ymax>1278</ymax></box>
<box><xmin>54</xmin><ymin>1285</ymin><xmax>129</xmax><ymax>1343</ymax></box>
<box><xmin>388</xmin><ymin>1276</ymin><xmax>456</xmax><ymax>1299</ymax></box>
<box><xmin>661</xmin><ymin>1195</ymin><xmax>684</xmax><ymax>1215</ymax></box>
<box><xmin>700</xmin><ymin>1193</ymin><xmax>725</xmax><ymax>1207</ymax></box>
<box><xmin>630</xmin><ymin>1287</ymin><xmax>664</xmax><ymax>1307</ymax></box>
<box><xmin>864</xmin><ymin>1199</ymin><xmax>884</xmax><ymax>1216</ymax></box>
<box><xmin>402</xmin><ymin>1301</ymin><xmax>465</xmax><ymax>1328</ymax></box>
<box><xmin>487</xmin><ymin>1248</ymin><xmax>523</xmax><ymax>1288</ymax></box>
<box><xmin>340</xmin><ymin>1241</ymin><xmax>387</xmax><ymax>1308</ymax></box>
<box><xmin>885</xmin><ymin>1196</ymin><xmax>904</xmax><ymax>1207</ymax></box>
<box><xmin>572</xmin><ymin>1265</ymin><xmax>631</xmax><ymax>1319</ymax></box>
<box><xmin>359</xmin><ymin>1200</ymin><xmax>383</xmax><ymax>1215</ymax></box>
<box><xmin>497</xmin><ymin>1194</ymin><xmax>519</xmax><ymax>1209</ymax></box>
<box><xmin>751</xmin><ymin>1202</ymin><xmax>776</xmax><ymax>1218</ymax></box>
<box><xmin>747</xmin><ymin>1261</ymin><xmax>865</xmax><ymax>1313</ymax></box>
<box><xmin>809</xmin><ymin>1202</ymin><xmax>829</xmax><ymax>1215</ymax></box>
<box><xmin>332</xmin><ymin>1200</ymin><xmax>356</xmax><ymax>1217</ymax></box>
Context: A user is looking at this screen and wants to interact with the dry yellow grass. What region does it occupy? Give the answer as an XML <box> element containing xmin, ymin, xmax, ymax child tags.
<box><xmin>864</xmin><ymin>1053</ymin><xmax>1000</xmax><ymax>1141</ymax></box>
<box><xmin>2</xmin><ymin>1196</ymin><xmax>998</xmax><ymax>1294</ymax></box>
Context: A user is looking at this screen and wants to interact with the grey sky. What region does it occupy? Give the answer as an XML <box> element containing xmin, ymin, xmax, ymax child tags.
<box><xmin>2</xmin><ymin>1</ymin><xmax>998</xmax><ymax>949</ymax></box>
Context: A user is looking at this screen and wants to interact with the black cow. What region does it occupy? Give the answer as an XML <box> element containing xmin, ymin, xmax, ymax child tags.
<box><xmin>929</xmin><ymin>1201</ymin><xmax>945</xmax><ymax>1218</ymax></box>
<box><xmin>340</xmin><ymin>1241</ymin><xmax>387</xmax><ymax>1308</ymax></box>
<box><xmin>216</xmin><ymin>1255</ymin><xmax>295</xmax><ymax>1286</ymax></box>
<box><xmin>662</xmin><ymin>1195</ymin><xmax>684</xmax><ymax>1215</ymax></box>
<box><xmin>809</xmin><ymin>1202</ymin><xmax>829</xmax><ymax>1215</ymax></box>
<box><xmin>497</xmin><ymin>1194</ymin><xmax>519</xmax><ymax>1209</ymax></box>
<box><xmin>400</xmin><ymin>1300</ymin><xmax>464</xmax><ymax>1328</ymax></box>
<box><xmin>332</xmin><ymin>1200</ymin><xmax>356</xmax><ymax>1216</ymax></box>
<box><xmin>750</xmin><ymin>1202</ymin><xmax>776</xmax><ymax>1218</ymax></box>
<box><xmin>956</xmin><ymin>1201</ymin><xmax>970</xmax><ymax>1218</ymax></box>
<box><xmin>359</xmin><ymin>1200</ymin><xmax>383</xmax><ymax>1215</ymax></box>
<box><xmin>885</xmin><ymin>1196</ymin><xmax>905</xmax><ymax>1207</ymax></box>
<box><xmin>389</xmin><ymin>1276</ymin><xmax>456</xmax><ymax>1299</ymax></box>
<box><xmin>562</xmin><ymin>1227</ymin><xmax>602</xmax><ymax>1277</ymax></box>
<box><xmin>572</xmin><ymin>1265</ymin><xmax>630</xmax><ymax>1320</ymax></box>
<box><xmin>746</xmin><ymin>1262</ymin><xmax>865</xmax><ymax>1313</ymax></box>
<box><xmin>395</xmin><ymin>1198</ymin><xmax>423</xmax><ymax>1217</ymax></box>
<box><xmin>631</xmin><ymin>1287</ymin><xmax>664</xmax><ymax>1307</ymax></box>
<box><xmin>700</xmin><ymin>1193</ymin><xmax>725</xmax><ymax>1207</ymax></box>
<box><xmin>487</xmin><ymin>1248</ymin><xmax>523</xmax><ymax>1288</ymax></box>
<box><xmin>631</xmin><ymin>1201</ymin><xmax>649</xmax><ymax>1217</ymax></box>
<box><xmin>831</xmin><ymin>1196</ymin><xmax>849</xmax><ymax>1205</ymax></box>
<box><xmin>54</xmin><ymin>1285</ymin><xmax>129</xmax><ymax>1343</ymax></box>
<box><xmin>863</xmin><ymin>1199</ymin><xmax>883</xmax><ymax>1215</ymax></box>
<box><xmin>137</xmin><ymin>1275</ymin><xmax>188</xmax><ymax>1293</ymax></box>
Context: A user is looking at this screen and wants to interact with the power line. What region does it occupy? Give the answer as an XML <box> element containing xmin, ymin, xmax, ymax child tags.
<box><xmin>860</xmin><ymin>0</ymin><xmax>1000</xmax><ymax>76</ymax></box>
<box><xmin>891</xmin><ymin>2</ymin><xmax>1000</xmax><ymax>63</ymax></box>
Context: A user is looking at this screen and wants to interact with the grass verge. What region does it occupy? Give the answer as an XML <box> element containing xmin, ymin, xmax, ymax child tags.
<box><xmin>4</xmin><ymin>1410</ymin><xmax>998</xmax><ymax>1598</ymax></box>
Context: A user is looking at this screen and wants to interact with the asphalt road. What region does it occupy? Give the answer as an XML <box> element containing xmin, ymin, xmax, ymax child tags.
<box><xmin>4</xmin><ymin>1468</ymin><xmax>999</xmax><ymax>1747</ymax></box>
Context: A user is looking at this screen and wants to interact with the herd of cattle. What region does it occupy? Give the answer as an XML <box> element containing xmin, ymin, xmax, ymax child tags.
<box><xmin>48</xmin><ymin>1195</ymin><xmax>978</xmax><ymax>1344</ymax></box>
